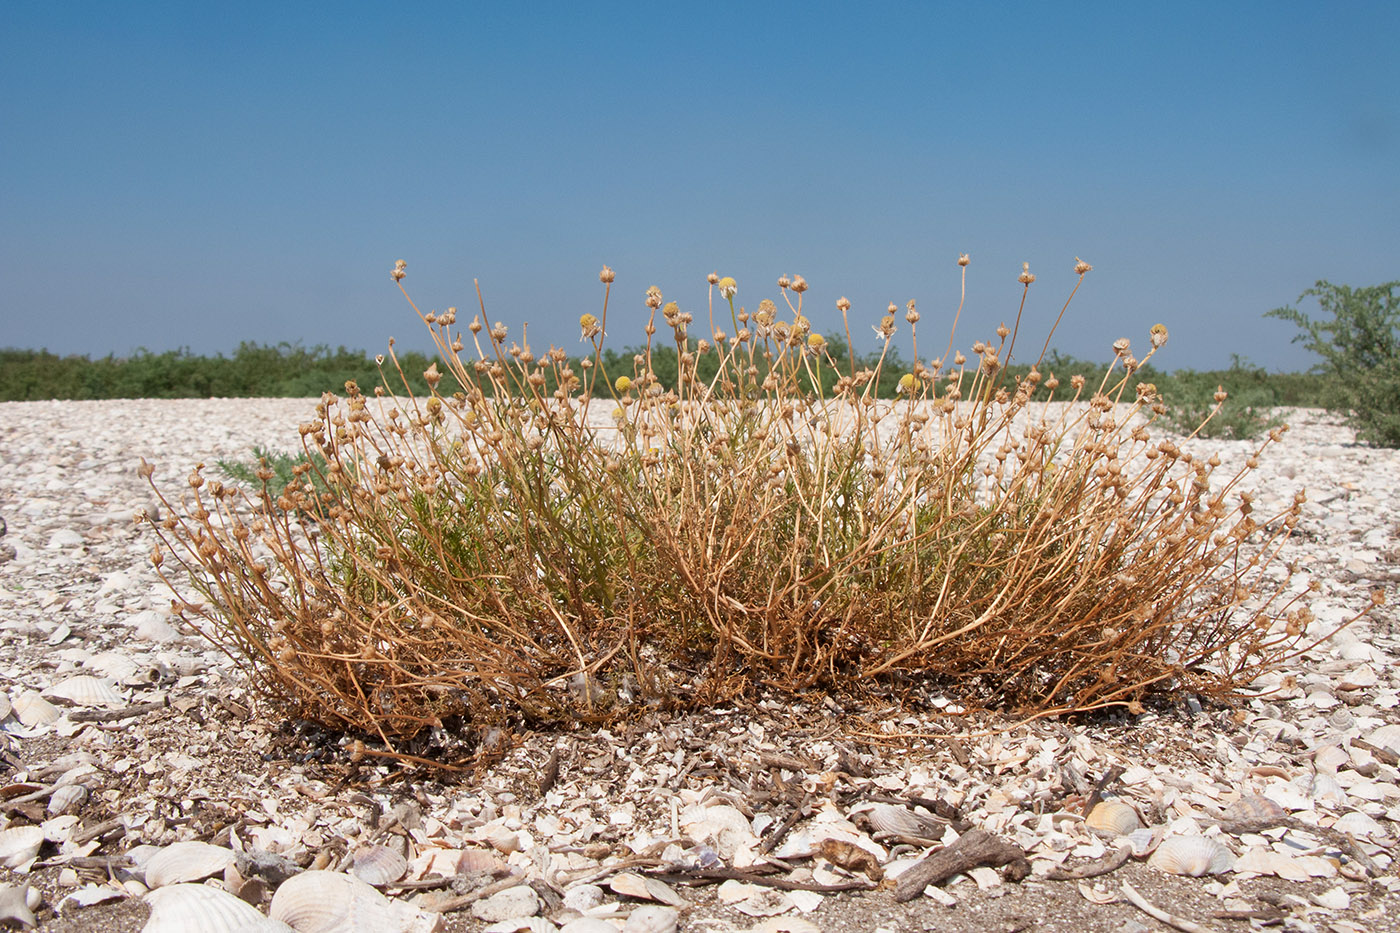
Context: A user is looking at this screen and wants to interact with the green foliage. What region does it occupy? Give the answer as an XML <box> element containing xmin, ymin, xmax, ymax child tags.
<box><xmin>218</xmin><ymin>445</ymin><xmax>330</xmax><ymax>513</ymax></box>
<box><xmin>0</xmin><ymin>342</ymin><xmax>443</xmax><ymax>400</ymax></box>
<box><xmin>1267</xmin><ymin>280</ymin><xmax>1400</xmax><ymax>446</ymax></box>
<box><xmin>1158</xmin><ymin>356</ymin><xmax>1285</xmax><ymax>439</ymax></box>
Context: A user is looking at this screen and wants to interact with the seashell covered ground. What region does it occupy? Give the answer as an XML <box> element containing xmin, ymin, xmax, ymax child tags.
<box><xmin>1</xmin><ymin>398</ymin><xmax>1398</xmax><ymax>933</ymax></box>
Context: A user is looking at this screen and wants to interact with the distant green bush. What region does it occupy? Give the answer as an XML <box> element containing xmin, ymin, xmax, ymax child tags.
<box><xmin>1267</xmin><ymin>280</ymin><xmax>1400</xmax><ymax>447</ymax></box>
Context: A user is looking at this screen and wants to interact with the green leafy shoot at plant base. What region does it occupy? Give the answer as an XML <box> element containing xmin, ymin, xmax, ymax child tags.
<box><xmin>140</xmin><ymin>257</ymin><xmax>1382</xmax><ymax>755</ymax></box>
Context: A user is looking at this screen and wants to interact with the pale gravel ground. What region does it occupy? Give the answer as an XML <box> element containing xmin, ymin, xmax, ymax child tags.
<box><xmin>0</xmin><ymin>398</ymin><xmax>1398</xmax><ymax>933</ymax></box>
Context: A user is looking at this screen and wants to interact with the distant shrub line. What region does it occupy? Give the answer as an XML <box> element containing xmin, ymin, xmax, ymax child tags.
<box><xmin>0</xmin><ymin>341</ymin><xmax>1329</xmax><ymax>435</ymax></box>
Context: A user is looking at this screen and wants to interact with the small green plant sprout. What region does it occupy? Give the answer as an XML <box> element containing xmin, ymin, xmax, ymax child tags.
<box><xmin>140</xmin><ymin>256</ymin><xmax>1378</xmax><ymax>754</ymax></box>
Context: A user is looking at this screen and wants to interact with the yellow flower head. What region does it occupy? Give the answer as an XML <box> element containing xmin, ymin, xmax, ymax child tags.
<box><xmin>614</xmin><ymin>375</ymin><xmax>632</xmax><ymax>393</ymax></box>
<box><xmin>806</xmin><ymin>333</ymin><xmax>826</xmax><ymax>350</ymax></box>
<box><xmin>897</xmin><ymin>373</ymin><xmax>916</xmax><ymax>394</ymax></box>
<box><xmin>1150</xmin><ymin>323</ymin><xmax>1169</xmax><ymax>348</ymax></box>
<box><xmin>579</xmin><ymin>313</ymin><xmax>601</xmax><ymax>340</ymax></box>
<box><xmin>718</xmin><ymin>276</ymin><xmax>738</xmax><ymax>300</ymax></box>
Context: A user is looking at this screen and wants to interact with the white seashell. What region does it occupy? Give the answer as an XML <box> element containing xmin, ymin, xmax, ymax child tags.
<box><xmin>43</xmin><ymin>675</ymin><xmax>124</xmax><ymax>708</ymax></box>
<box><xmin>143</xmin><ymin>841</ymin><xmax>237</xmax><ymax>888</ymax></box>
<box><xmin>1332</xmin><ymin>811</ymin><xmax>1385</xmax><ymax>838</ymax></box>
<box><xmin>481</xmin><ymin>919</ymin><xmax>558</xmax><ymax>933</ymax></box>
<box><xmin>47</xmin><ymin>783</ymin><xmax>89</xmax><ymax>816</ymax></box>
<box><xmin>85</xmin><ymin>652</ymin><xmax>142</xmax><ymax>683</ymax></box>
<box><xmin>622</xmin><ymin>905</ymin><xmax>679</xmax><ymax>933</ymax></box>
<box><xmin>608</xmin><ymin>872</ymin><xmax>687</xmax><ymax>907</ymax></box>
<box><xmin>1084</xmin><ymin>801</ymin><xmax>1142</xmax><ymax>836</ymax></box>
<box><xmin>1124</xmin><ymin>825</ymin><xmax>1164</xmax><ymax>858</ymax></box>
<box><xmin>558</xmin><ymin>920</ymin><xmax>622</xmax><ymax>933</ymax></box>
<box><xmin>0</xmin><ymin>826</ymin><xmax>45</xmax><ymax>870</ymax></box>
<box><xmin>561</xmin><ymin>883</ymin><xmax>605</xmax><ymax>913</ymax></box>
<box><xmin>0</xmin><ymin>881</ymin><xmax>39</xmax><ymax>929</ymax></box>
<box><xmin>143</xmin><ymin>883</ymin><xmax>293</xmax><ymax>933</ymax></box>
<box><xmin>0</xmin><ymin>692</ymin><xmax>10</xmax><ymax>721</ymax></box>
<box><xmin>1368</xmin><ymin>724</ymin><xmax>1400</xmax><ymax>754</ymax></box>
<box><xmin>1234</xmin><ymin>846</ymin><xmax>1309</xmax><ymax>881</ymax></box>
<box><xmin>11</xmin><ymin>691</ymin><xmax>61</xmax><ymax>726</ymax></box>
<box><xmin>862</xmin><ymin>803</ymin><xmax>943</xmax><ymax>838</ymax></box>
<box><xmin>1221</xmin><ymin>795</ymin><xmax>1286</xmax><ymax>830</ymax></box>
<box><xmin>1339</xmin><ymin>664</ymin><xmax>1378</xmax><ymax>690</ymax></box>
<box><xmin>748</xmin><ymin>919</ymin><xmax>822</xmax><ymax>933</ymax></box>
<box><xmin>268</xmin><ymin>870</ymin><xmax>443</xmax><ymax>933</ymax></box>
<box><xmin>1295</xmin><ymin>772</ymin><xmax>1347</xmax><ymax>806</ymax></box>
<box><xmin>351</xmin><ymin>844</ymin><xmax>408</xmax><ymax>886</ymax></box>
<box><xmin>1146</xmin><ymin>835</ymin><xmax>1236</xmax><ymax>876</ymax></box>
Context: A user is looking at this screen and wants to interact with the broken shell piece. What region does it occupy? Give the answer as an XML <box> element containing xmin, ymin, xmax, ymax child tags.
<box><xmin>748</xmin><ymin>920</ymin><xmax>823</xmax><ymax>933</ymax></box>
<box><xmin>0</xmin><ymin>826</ymin><xmax>45</xmax><ymax>870</ymax></box>
<box><xmin>1234</xmin><ymin>846</ymin><xmax>1310</xmax><ymax>881</ymax></box>
<box><xmin>481</xmin><ymin>919</ymin><xmax>556</xmax><ymax>933</ymax></box>
<box><xmin>609</xmin><ymin>872</ymin><xmax>688</xmax><ymax>907</ymax></box>
<box><xmin>1085</xmin><ymin>801</ymin><xmax>1142</xmax><ymax>836</ymax></box>
<box><xmin>143</xmin><ymin>883</ymin><xmax>292</xmax><ymax>933</ymax></box>
<box><xmin>268</xmin><ymin>870</ymin><xmax>443</xmax><ymax>933</ymax></box>
<box><xmin>11</xmin><ymin>692</ymin><xmax>61</xmax><ymax>727</ymax></box>
<box><xmin>47</xmin><ymin>783</ymin><xmax>88</xmax><ymax>816</ymax></box>
<box><xmin>84</xmin><ymin>652</ymin><xmax>141</xmax><ymax>683</ymax></box>
<box><xmin>1146</xmin><ymin>835</ymin><xmax>1235</xmax><ymax>876</ymax></box>
<box><xmin>0</xmin><ymin>881</ymin><xmax>39</xmax><ymax>929</ymax></box>
<box><xmin>0</xmin><ymin>693</ymin><xmax>10</xmax><ymax>722</ymax></box>
<box><xmin>622</xmin><ymin>905</ymin><xmax>680</xmax><ymax>933</ymax></box>
<box><xmin>43</xmin><ymin>675</ymin><xmax>124</xmax><ymax>708</ymax></box>
<box><xmin>1123</xmin><ymin>825</ymin><xmax>1164</xmax><ymax>858</ymax></box>
<box><xmin>352</xmin><ymin>844</ymin><xmax>408</xmax><ymax>886</ymax></box>
<box><xmin>143</xmin><ymin>841</ymin><xmax>237</xmax><ymax>888</ymax></box>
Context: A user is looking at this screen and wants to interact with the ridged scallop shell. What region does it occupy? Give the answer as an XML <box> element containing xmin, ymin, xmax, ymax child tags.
<box><xmin>143</xmin><ymin>883</ymin><xmax>293</xmax><ymax>933</ymax></box>
<box><xmin>143</xmin><ymin>841</ymin><xmax>237</xmax><ymax>888</ymax></box>
<box><xmin>43</xmin><ymin>675</ymin><xmax>124</xmax><ymax>708</ymax></box>
<box><xmin>11</xmin><ymin>691</ymin><xmax>61</xmax><ymax>726</ymax></box>
<box><xmin>1221</xmin><ymin>794</ymin><xmax>1286</xmax><ymax>830</ymax></box>
<box><xmin>351</xmin><ymin>844</ymin><xmax>408</xmax><ymax>886</ymax></box>
<box><xmin>1147</xmin><ymin>835</ymin><xmax>1236</xmax><ymax>876</ymax></box>
<box><xmin>85</xmin><ymin>652</ymin><xmax>141</xmax><ymax>683</ymax></box>
<box><xmin>862</xmin><ymin>803</ymin><xmax>943</xmax><ymax>838</ymax></box>
<box><xmin>1369</xmin><ymin>724</ymin><xmax>1400</xmax><ymax>755</ymax></box>
<box><xmin>1085</xmin><ymin>800</ymin><xmax>1142</xmax><ymax>836</ymax></box>
<box><xmin>47</xmin><ymin>783</ymin><xmax>88</xmax><ymax>816</ymax></box>
<box><xmin>0</xmin><ymin>826</ymin><xmax>45</xmax><ymax>870</ymax></box>
<box><xmin>268</xmin><ymin>870</ymin><xmax>443</xmax><ymax>933</ymax></box>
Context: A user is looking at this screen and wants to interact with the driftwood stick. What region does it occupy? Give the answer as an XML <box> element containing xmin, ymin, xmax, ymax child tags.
<box><xmin>892</xmin><ymin>829</ymin><xmax>1031</xmax><ymax>902</ymax></box>
<box><xmin>1043</xmin><ymin>843</ymin><xmax>1131</xmax><ymax>880</ymax></box>
<box><xmin>648</xmin><ymin>865</ymin><xmax>872</xmax><ymax>893</ymax></box>
<box><xmin>1120</xmin><ymin>881</ymin><xmax>1218</xmax><ymax>933</ymax></box>
<box><xmin>70</xmin><ymin>700</ymin><xmax>169</xmax><ymax>723</ymax></box>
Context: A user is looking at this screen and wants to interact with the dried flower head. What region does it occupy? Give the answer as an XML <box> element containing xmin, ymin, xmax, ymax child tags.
<box><xmin>579</xmin><ymin>313</ymin><xmax>602</xmax><ymax>339</ymax></box>
<box><xmin>835</xmin><ymin>296</ymin><xmax>851</xmax><ymax>312</ymax></box>
<box><xmin>905</xmin><ymin>300</ymin><xmax>919</xmax><ymax>324</ymax></box>
<box><xmin>1150</xmin><ymin>323</ymin><xmax>1169</xmax><ymax>348</ymax></box>
<box><xmin>778</xmin><ymin>274</ymin><xmax>791</xmax><ymax>289</ymax></box>
<box><xmin>391</xmin><ymin>259</ymin><xmax>407</xmax><ymax>281</ymax></box>
<box><xmin>718</xmin><ymin>276</ymin><xmax>738</xmax><ymax>300</ymax></box>
<box><xmin>958</xmin><ymin>253</ymin><xmax>971</xmax><ymax>267</ymax></box>
<box><xmin>1214</xmin><ymin>386</ymin><xmax>1228</xmax><ymax>404</ymax></box>
<box><xmin>790</xmin><ymin>275</ymin><xmax>808</xmax><ymax>293</ymax></box>
<box><xmin>1018</xmin><ymin>262</ymin><xmax>1035</xmax><ymax>285</ymax></box>
<box><xmin>599</xmin><ymin>265</ymin><xmax>616</xmax><ymax>284</ymax></box>
<box><xmin>1112</xmin><ymin>337</ymin><xmax>1131</xmax><ymax>356</ymax></box>
<box><xmin>996</xmin><ymin>323</ymin><xmax>1010</xmax><ymax>339</ymax></box>
<box><xmin>1074</xmin><ymin>256</ymin><xmax>1093</xmax><ymax>275</ymax></box>
<box><xmin>707</xmin><ymin>271</ymin><xmax>719</xmax><ymax>285</ymax></box>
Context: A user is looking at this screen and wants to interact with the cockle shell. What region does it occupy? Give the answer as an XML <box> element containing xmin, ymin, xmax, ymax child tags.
<box><xmin>143</xmin><ymin>883</ymin><xmax>293</xmax><ymax>933</ymax></box>
<box><xmin>861</xmin><ymin>803</ymin><xmax>943</xmax><ymax>838</ymax></box>
<box><xmin>43</xmin><ymin>675</ymin><xmax>124</xmax><ymax>708</ymax></box>
<box><xmin>1221</xmin><ymin>794</ymin><xmax>1286</xmax><ymax>831</ymax></box>
<box><xmin>351</xmin><ymin>844</ymin><xmax>408</xmax><ymax>886</ymax></box>
<box><xmin>1084</xmin><ymin>800</ymin><xmax>1142</xmax><ymax>836</ymax></box>
<box><xmin>1234</xmin><ymin>846</ymin><xmax>1310</xmax><ymax>881</ymax></box>
<box><xmin>84</xmin><ymin>651</ymin><xmax>141</xmax><ymax>683</ymax></box>
<box><xmin>267</xmin><ymin>870</ymin><xmax>444</xmax><ymax>933</ymax></box>
<box><xmin>143</xmin><ymin>841</ymin><xmax>237</xmax><ymax>888</ymax></box>
<box><xmin>11</xmin><ymin>691</ymin><xmax>60</xmax><ymax>727</ymax></box>
<box><xmin>47</xmin><ymin>783</ymin><xmax>88</xmax><ymax>816</ymax></box>
<box><xmin>0</xmin><ymin>826</ymin><xmax>45</xmax><ymax>870</ymax></box>
<box><xmin>1147</xmin><ymin>835</ymin><xmax>1236</xmax><ymax>876</ymax></box>
<box><xmin>620</xmin><ymin>905</ymin><xmax>679</xmax><ymax>933</ymax></box>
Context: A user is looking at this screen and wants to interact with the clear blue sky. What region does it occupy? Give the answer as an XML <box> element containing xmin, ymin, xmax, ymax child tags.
<box><xmin>3</xmin><ymin>2</ymin><xmax>1396</xmax><ymax>372</ymax></box>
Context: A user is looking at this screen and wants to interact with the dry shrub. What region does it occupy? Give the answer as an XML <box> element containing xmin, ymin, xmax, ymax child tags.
<box><xmin>143</xmin><ymin>258</ymin><xmax>1378</xmax><ymax>748</ymax></box>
